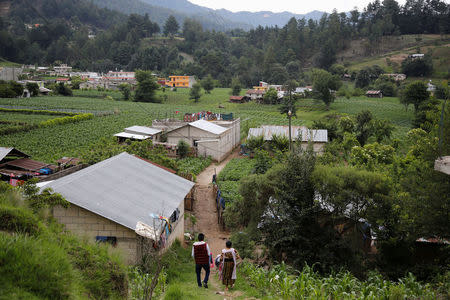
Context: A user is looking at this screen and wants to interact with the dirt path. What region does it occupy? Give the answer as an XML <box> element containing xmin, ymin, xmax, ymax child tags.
<box><xmin>193</xmin><ymin>148</ymin><xmax>239</xmax><ymax>254</ymax></box>
<box><xmin>190</xmin><ymin>148</ymin><xmax>246</xmax><ymax>299</ymax></box>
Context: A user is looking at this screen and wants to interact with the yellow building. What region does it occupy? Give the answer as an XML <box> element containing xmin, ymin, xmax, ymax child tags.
<box><xmin>169</xmin><ymin>75</ymin><xmax>197</xmax><ymax>88</ymax></box>
<box><xmin>252</xmin><ymin>86</ymin><xmax>267</xmax><ymax>91</ymax></box>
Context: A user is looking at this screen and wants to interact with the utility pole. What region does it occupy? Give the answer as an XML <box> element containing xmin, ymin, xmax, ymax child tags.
<box><xmin>288</xmin><ymin>109</ymin><xmax>292</xmax><ymax>151</ymax></box>
<box><xmin>288</xmin><ymin>86</ymin><xmax>293</xmax><ymax>151</ymax></box>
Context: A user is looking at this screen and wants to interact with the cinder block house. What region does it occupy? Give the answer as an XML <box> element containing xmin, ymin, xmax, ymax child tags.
<box><xmin>165</xmin><ymin>119</ymin><xmax>240</xmax><ymax>162</ymax></box>
<box><xmin>43</xmin><ymin>152</ymin><xmax>195</xmax><ymax>264</ymax></box>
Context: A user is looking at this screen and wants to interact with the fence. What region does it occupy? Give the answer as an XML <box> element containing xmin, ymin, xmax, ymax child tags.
<box><xmin>212</xmin><ymin>179</ymin><xmax>226</xmax><ymax>230</ymax></box>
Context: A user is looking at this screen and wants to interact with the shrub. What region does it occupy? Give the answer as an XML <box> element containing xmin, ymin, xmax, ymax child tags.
<box><xmin>247</xmin><ymin>135</ymin><xmax>265</xmax><ymax>151</ymax></box>
<box><xmin>271</xmin><ymin>134</ymin><xmax>289</xmax><ymax>152</ymax></box>
<box><xmin>177</xmin><ymin>140</ymin><xmax>190</xmax><ymax>158</ymax></box>
<box><xmin>55</xmin><ymin>82</ymin><xmax>73</xmax><ymax>96</ymax></box>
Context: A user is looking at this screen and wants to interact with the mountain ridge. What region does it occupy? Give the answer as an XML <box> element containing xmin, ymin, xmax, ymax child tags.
<box><xmin>96</xmin><ymin>0</ymin><xmax>327</xmax><ymax>31</ymax></box>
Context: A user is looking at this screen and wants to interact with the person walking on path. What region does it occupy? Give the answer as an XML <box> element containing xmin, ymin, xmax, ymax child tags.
<box><xmin>192</xmin><ymin>233</ymin><xmax>211</xmax><ymax>288</ymax></box>
<box><xmin>220</xmin><ymin>240</ymin><xmax>241</xmax><ymax>291</ymax></box>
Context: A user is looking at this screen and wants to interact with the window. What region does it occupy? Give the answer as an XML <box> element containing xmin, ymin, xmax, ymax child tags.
<box><xmin>96</xmin><ymin>236</ymin><xmax>117</xmax><ymax>246</ymax></box>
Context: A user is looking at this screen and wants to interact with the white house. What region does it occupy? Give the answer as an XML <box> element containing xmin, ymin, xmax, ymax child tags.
<box><xmin>165</xmin><ymin>119</ymin><xmax>240</xmax><ymax>162</ymax></box>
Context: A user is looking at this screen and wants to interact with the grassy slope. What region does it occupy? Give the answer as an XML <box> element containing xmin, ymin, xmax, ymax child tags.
<box><xmin>0</xmin><ymin>88</ymin><xmax>413</xmax><ymax>162</ymax></box>
<box><xmin>345</xmin><ymin>35</ymin><xmax>450</xmax><ymax>78</ymax></box>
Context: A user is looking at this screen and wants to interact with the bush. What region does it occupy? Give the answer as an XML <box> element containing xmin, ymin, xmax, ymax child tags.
<box><xmin>247</xmin><ymin>135</ymin><xmax>265</xmax><ymax>151</ymax></box>
<box><xmin>177</xmin><ymin>140</ymin><xmax>190</xmax><ymax>158</ymax></box>
<box><xmin>352</xmin><ymin>88</ymin><xmax>365</xmax><ymax>97</ymax></box>
<box><xmin>55</xmin><ymin>82</ymin><xmax>73</xmax><ymax>96</ymax></box>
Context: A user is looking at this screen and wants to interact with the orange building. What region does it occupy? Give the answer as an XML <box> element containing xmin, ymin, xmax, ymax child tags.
<box><xmin>168</xmin><ymin>75</ymin><xmax>197</xmax><ymax>88</ymax></box>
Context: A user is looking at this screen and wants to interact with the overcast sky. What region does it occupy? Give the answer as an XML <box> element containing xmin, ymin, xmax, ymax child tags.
<box><xmin>189</xmin><ymin>0</ymin><xmax>407</xmax><ymax>14</ymax></box>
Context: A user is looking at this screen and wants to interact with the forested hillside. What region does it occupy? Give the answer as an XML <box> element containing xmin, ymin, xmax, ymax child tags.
<box><xmin>1</xmin><ymin>0</ymin><xmax>448</xmax><ymax>86</ymax></box>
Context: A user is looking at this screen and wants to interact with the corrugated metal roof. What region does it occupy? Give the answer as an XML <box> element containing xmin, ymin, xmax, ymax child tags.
<box><xmin>366</xmin><ymin>90</ymin><xmax>382</xmax><ymax>95</ymax></box>
<box><xmin>0</xmin><ymin>158</ymin><xmax>55</xmax><ymax>171</ymax></box>
<box><xmin>44</xmin><ymin>152</ymin><xmax>194</xmax><ymax>231</ymax></box>
<box><xmin>124</xmin><ymin>126</ymin><xmax>161</xmax><ymax>136</ymax></box>
<box><xmin>114</xmin><ymin>132</ymin><xmax>150</xmax><ymax>140</ymax></box>
<box><xmin>189</xmin><ymin>119</ymin><xmax>228</xmax><ymax>135</ymax></box>
<box><xmin>0</xmin><ymin>147</ymin><xmax>30</xmax><ymax>161</ymax></box>
<box><xmin>248</xmin><ymin>125</ymin><xmax>328</xmax><ymax>142</ymax></box>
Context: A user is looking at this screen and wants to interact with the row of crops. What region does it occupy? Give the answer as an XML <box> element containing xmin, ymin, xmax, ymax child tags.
<box><xmin>240</xmin><ymin>262</ymin><xmax>441</xmax><ymax>299</ymax></box>
<box><xmin>216</xmin><ymin>158</ymin><xmax>256</xmax><ymax>205</ymax></box>
<box><xmin>0</xmin><ymin>107</ymin><xmax>94</xmax><ymax>136</ymax></box>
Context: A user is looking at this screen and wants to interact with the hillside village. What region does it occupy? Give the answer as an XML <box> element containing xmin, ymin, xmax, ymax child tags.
<box><xmin>0</xmin><ymin>0</ymin><xmax>449</xmax><ymax>299</ymax></box>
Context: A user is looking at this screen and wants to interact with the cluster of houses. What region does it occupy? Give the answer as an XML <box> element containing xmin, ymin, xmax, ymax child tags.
<box><xmin>15</xmin><ymin>64</ymin><xmax>197</xmax><ymax>92</ymax></box>
<box><xmin>115</xmin><ymin>112</ymin><xmax>241</xmax><ymax>162</ymax></box>
<box><xmin>230</xmin><ymin>81</ymin><xmax>314</xmax><ymax>103</ymax></box>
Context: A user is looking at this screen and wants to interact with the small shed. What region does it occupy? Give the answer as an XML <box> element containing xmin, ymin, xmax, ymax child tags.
<box><xmin>114</xmin><ymin>126</ymin><xmax>162</xmax><ymax>142</ymax></box>
<box><xmin>229</xmin><ymin>95</ymin><xmax>248</xmax><ymax>103</ymax></box>
<box><xmin>248</xmin><ymin>125</ymin><xmax>328</xmax><ymax>153</ymax></box>
<box><xmin>44</xmin><ymin>152</ymin><xmax>195</xmax><ymax>263</ymax></box>
<box><xmin>366</xmin><ymin>90</ymin><xmax>383</xmax><ymax>98</ymax></box>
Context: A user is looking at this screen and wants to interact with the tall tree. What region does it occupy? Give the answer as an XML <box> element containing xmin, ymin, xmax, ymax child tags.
<box><xmin>189</xmin><ymin>83</ymin><xmax>202</xmax><ymax>102</ymax></box>
<box><xmin>400</xmin><ymin>81</ymin><xmax>429</xmax><ymax>112</ymax></box>
<box><xmin>163</xmin><ymin>15</ymin><xmax>179</xmax><ymax>37</ymax></box>
<box><xmin>134</xmin><ymin>70</ymin><xmax>160</xmax><ymax>103</ymax></box>
<box><xmin>312</xmin><ymin>69</ymin><xmax>342</xmax><ymax>109</ymax></box>
<box><xmin>230</xmin><ymin>77</ymin><xmax>241</xmax><ymax>96</ymax></box>
<box><xmin>200</xmin><ymin>74</ymin><xmax>214</xmax><ymax>94</ymax></box>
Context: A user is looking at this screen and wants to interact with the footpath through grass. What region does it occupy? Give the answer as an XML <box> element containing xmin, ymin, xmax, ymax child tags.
<box><xmin>157</xmin><ymin>240</ymin><xmax>261</xmax><ymax>300</ymax></box>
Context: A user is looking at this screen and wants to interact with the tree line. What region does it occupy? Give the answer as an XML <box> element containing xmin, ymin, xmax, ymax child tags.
<box><xmin>0</xmin><ymin>0</ymin><xmax>448</xmax><ymax>87</ymax></box>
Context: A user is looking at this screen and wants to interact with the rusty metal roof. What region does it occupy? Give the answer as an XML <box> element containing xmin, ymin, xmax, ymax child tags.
<box><xmin>0</xmin><ymin>158</ymin><xmax>56</xmax><ymax>171</ymax></box>
<box><xmin>248</xmin><ymin>125</ymin><xmax>328</xmax><ymax>142</ymax></box>
<box><xmin>0</xmin><ymin>147</ymin><xmax>30</xmax><ymax>161</ymax></box>
<box><xmin>229</xmin><ymin>96</ymin><xmax>244</xmax><ymax>100</ymax></box>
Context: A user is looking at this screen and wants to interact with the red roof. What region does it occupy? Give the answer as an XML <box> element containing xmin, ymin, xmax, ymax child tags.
<box><xmin>229</xmin><ymin>96</ymin><xmax>244</xmax><ymax>100</ymax></box>
<box><xmin>56</xmin><ymin>78</ymin><xmax>69</xmax><ymax>81</ymax></box>
<box><xmin>366</xmin><ymin>90</ymin><xmax>382</xmax><ymax>95</ymax></box>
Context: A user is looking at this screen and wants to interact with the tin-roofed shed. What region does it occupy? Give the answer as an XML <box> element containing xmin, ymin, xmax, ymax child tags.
<box><xmin>45</xmin><ymin>152</ymin><xmax>195</xmax><ymax>263</ymax></box>
<box><xmin>248</xmin><ymin>125</ymin><xmax>328</xmax><ymax>153</ymax></box>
